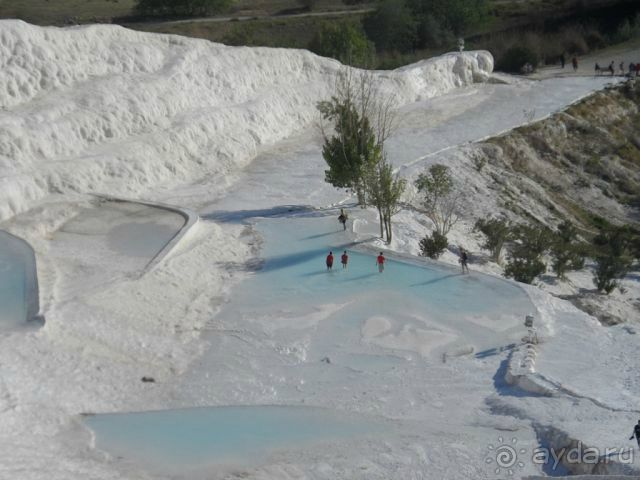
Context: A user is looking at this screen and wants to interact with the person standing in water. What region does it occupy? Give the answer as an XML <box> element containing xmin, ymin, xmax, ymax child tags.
<box><xmin>326</xmin><ymin>251</ymin><xmax>334</xmax><ymax>271</ymax></box>
<box><xmin>459</xmin><ymin>248</ymin><xmax>470</xmax><ymax>274</ymax></box>
<box><xmin>376</xmin><ymin>252</ymin><xmax>385</xmax><ymax>273</ymax></box>
<box><xmin>341</xmin><ymin>251</ymin><xmax>349</xmax><ymax>269</ymax></box>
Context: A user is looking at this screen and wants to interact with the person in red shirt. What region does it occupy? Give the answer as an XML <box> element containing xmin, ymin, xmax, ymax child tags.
<box><xmin>376</xmin><ymin>252</ymin><xmax>385</xmax><ymax>273</ymax></box>
<box><xmin>341</xmin><ymin>251</ymin><xmax>348</xmax><ymax>269</ymax></box>
<box><xmin>326</xmin><ymin>251</ymin><xmax>334</xmax><ymax>270</ymax></box>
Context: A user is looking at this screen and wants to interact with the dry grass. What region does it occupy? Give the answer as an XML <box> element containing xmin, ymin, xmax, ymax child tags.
<box><xmin>0</xmin><ymin>0</ymin><xmax>136</xmax><ymax>25</ymax></box>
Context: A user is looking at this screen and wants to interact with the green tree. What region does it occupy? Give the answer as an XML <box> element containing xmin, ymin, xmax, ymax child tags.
<box><xmin>474</xmin><ymin>217</ymin><xmax>511</xmax><ymax>263</ymax></box>
<box><xmin>504</xmin><ymin>224</ymin><xmax>552</xmax><ymax>284</ymax></box>
<box><xmin>413</xmin><ymin>14</ymin><xmax>453</xmax><ymax>49</ymax></box>
<box><xmin>592</xmin><ymin>226</ymin><xmax>634</xmax><ymax>294</ymax></box>
<box><xmin>405</xmin><ymin>0</ymin><xmax>489</xmax><ymax>48</ymax></box>
<box><xmin>363</xmin><ymin>0</ymin><xmax>417</xmax><ymax>53</ymax></box>
<box><xmin>415</xmin><ymin>164</ymin><xmax>460</xmax><ymax>237</ymax></box>
<box><xmin>318</xmin><ymin>70</ymin><xmax>397</xmax><ymax>206</ymax></box>
<box><xmin>309</xmin><ymin>22</ymin><xmax>375</xmax><ymax>67</ymax></box>
<box><xmin>550</xmin><ymin>220</ymin><xmax>586</xmax><ymax>280</ymax></box>
<box><xmin>317</xmin><ymin>93</ymin><xmax>379</xmax><ymax>205</ymax></box>
<box><xmin>318</xmin><ymin>70</ymin><xmax>403</xmax><ymax>242</ymax></box>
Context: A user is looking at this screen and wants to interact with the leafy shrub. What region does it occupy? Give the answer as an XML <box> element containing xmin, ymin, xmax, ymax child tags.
<box><xmin>614</xmin><ymin>19</ymin><xmax>633</xmax><ymax>44</ymax></box>
<box><xmin>561</xmin><ymin>26</ymin><xmax>589</xmax><ymax>55</ymax></box>
<box><xmin>405</xmin><ymin>0</ymin><xmax>489</xmax><ymax>37</ymax></box>
<box><xmin>414</xmin><ymin>13</ymin><xmax>454</xmax><ymax>49</ymax></box>
<box><xmin>504</xmin><ymin>225</ymin><xmax>552</xmax><ymax>284</ymax></box>
<box><xmin>550</xmin><ymin>220</ymin><xmax>587</xmax><ymax>279</ymax></box>
<box><xmin>474</xmin><ymin>217</ymin><xmax>512</xmax><ymax>263</ymax></box>
<box><xmin>592</xmin><ymin>226</ymin><xmax>634</xmax><ymax>294</ymax></box>
<box><xmin>419</xmin><ymin>232</ymin><xmax>448</xmax><ymax>259</ymax></box>
<box><xmin>584</xmin><ymin>30</ymin><xmax>606</xmax><ymax>50</ymax></box>
<box><xmin>309</xmin><ymin>22</ymin><xmax>375</xmax><ymax>67</ymax></box>
<box><xmin>363</xmin><ymin>0</ymin><xmax>417</xmax><ymax>53</ymax></box>
<box><xmin>496</xmin><ymin>45</ymin><xmax>538</xmax><ymax>73</ymax></box>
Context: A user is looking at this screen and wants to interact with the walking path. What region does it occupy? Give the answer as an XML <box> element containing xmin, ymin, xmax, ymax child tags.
<box><xmin>127</xmin><ymin>7</ymin><xmax>373</xmax><ymax>27</ymax></box>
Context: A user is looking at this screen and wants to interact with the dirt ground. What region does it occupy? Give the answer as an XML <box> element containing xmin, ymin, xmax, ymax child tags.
<box><xmin>531</xmin><ymin>37</ymin><xmax>640</xmax><ymax>80</ymax></box>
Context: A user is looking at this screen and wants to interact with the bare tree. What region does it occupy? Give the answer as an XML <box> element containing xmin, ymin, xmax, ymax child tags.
<box><xmin>414</xmin><ymin>164</ymin><xmax>462</xmax><ymax>237</ymax></box>
<box><xmin>364</xmin><ymin>154</ymin><xmax>406</xmax><ymax>242</ymax></box>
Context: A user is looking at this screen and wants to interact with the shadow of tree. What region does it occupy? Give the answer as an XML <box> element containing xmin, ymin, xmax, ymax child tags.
<box><xmin>410</xmin><ymin>273</ymin><xmax>459</xmax><ymax>287</ymax></box>
<box><xmin>202</xmin><ymin>205</ymin><xmax>316</xmax><ymax>223</ymax></box>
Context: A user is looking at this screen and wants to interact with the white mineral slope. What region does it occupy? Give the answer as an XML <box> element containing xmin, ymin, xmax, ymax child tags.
<box><xmin>0</xmin><ymin>20</ymin><xmax>493</xmax><ymax>222</ymax></box>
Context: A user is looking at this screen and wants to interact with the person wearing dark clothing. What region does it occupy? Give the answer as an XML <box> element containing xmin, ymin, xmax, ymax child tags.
<box><xmin>459</xmin><ymin>248</ymin><xmax>469</xmax><ymax>274</ymax></box>
<box><xmin>609</xmin><ymin>61</ymin><xmax>615</xmax><ymax>76</ymax></box>
<box><xmin>629</xmin><ymin>420</ymin><xmax>640</xmax><ymax>448</ymax></box>
<box><xmin>338</xmin><ymin>208</ymin><xmax>348</xmax><ymax>231</ymax></box>
<box><xmin>560</xmin><ymin>53</ymin><xmax>565</xmax><ymax>69</ymax></box>
<box><xmin>341</xmin><ymin>251</ymin><xmax>348</xmax><ymax>269</ymax></box>
<box><xmin>326</xmin><ymin>251</ymin><xmax>334</xmax><ymax>270</ymax></box>
<box><xmin>572</xmin><ymin>56</ymin><xmax>578</xmax><ymax>72</ymax></box>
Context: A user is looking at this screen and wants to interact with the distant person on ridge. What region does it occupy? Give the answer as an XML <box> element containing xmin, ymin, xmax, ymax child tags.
<box><xmin>341</xmin><ymin>251</ymin><xmax>349</xmax><ymax>269</ymax></box>
<box><xmin>376</xmin><ymin>252</ymin><xmax>385</xmax><ymax>273</ymax></box>
<box><xmin>630</xmin><ymin>420</ymin><xmax>640</xmax><ymax>448</ymax></box>
<box><xmin>459</xmin><ymin>248</ymin><xmax>470</xmax><ymax>274</ymax></box>
<box><xmin>338</xmin><ymin>208</ymin><xmax>348</xmax><ymax>231</ymax></box>
<box><xmin>326</xmin><ymin>251</ymin><xmax>334</xmax><ymax>271</ymax></box>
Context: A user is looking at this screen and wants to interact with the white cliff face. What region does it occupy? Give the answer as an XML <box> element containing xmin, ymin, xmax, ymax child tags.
<box><xmin>0</xmin><ymin>20</ymin><xmax>494</xmax><ymax>222</ymax></box>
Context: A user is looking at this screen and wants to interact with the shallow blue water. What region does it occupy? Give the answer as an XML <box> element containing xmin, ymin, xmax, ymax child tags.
<box><xmin>86</xmin><ymin>214</ymin><xmax>535</xmax><ymax>472</ymax></box>
<box><xmin>0</xmin><ymin>231</ymin><xmax>38</xmax><ymax>329</ymax></box>
<box><xmin>228</xmin><ymin>215</ymin><xmax>535</xmax><ymax>357</ymax></box>
<box><xmin>86</xmin><ymin>406</ymin><xmax>380</xmax><ymax>472</ymax></box>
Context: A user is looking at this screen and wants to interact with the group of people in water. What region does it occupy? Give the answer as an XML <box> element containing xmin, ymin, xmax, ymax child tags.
<box><xmin>325</xmin><ymin>250</ymin><xmax>386</xmax><ymax>273</ymax></box>
<box><xmin>325</xmin><ymin>208</ymin><xmax>470</xmax><ymax>275</ymax></box>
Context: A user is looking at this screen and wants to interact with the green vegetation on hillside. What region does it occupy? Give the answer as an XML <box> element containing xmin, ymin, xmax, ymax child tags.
<box><xmin>4</xmin><ymin>0</ymin><xmax>640</xmax><ymax>71</ymax></box>
<box><xmin>135</xmin><ymin>0</ymin><xmax>233</xmax><ymax>17</ymax></box>
<box><xmin>473</xmin><ymin>80</ymin><xmax>640</xmax><ymax>290</ymax></box>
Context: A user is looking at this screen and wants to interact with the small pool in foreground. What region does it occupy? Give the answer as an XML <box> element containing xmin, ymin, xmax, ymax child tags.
<box><xmin>86</xmin><ymin>406</ymin><xmax>381</xmax><ymax>474</ymax></box>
